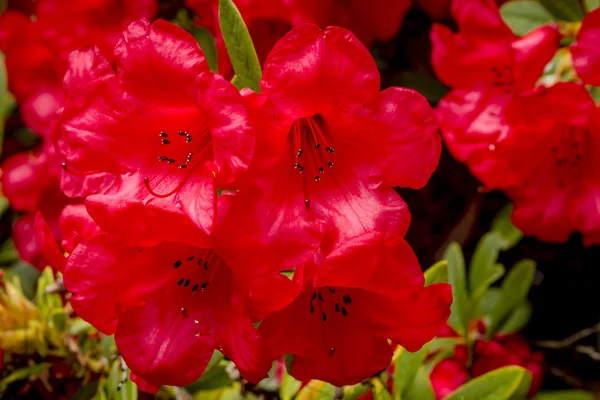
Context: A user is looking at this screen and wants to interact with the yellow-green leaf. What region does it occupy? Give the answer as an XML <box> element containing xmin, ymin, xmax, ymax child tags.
<box><xmin>218</xmin><ymin>0</ymin><xmax>261</xmax><ymax>92</ymax></box>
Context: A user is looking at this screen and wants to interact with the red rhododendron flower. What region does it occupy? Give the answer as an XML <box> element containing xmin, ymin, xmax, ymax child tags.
<box><xmin>259</xmin><ymin>231</ymin><xmax>452</xmax><ymax>385</ymax></box>
<box><xmin>572</xmin><ymin>8</ymin><xmax>600</xmax><ymax>86</ymax></box>
<box><xmin>431</xmin><ymin>0</ymin><xmax>559</xmax><ymax>189</ymax></box>
<box><xmin>229</xmin><ymin>24</ymin><xmax>440</xmax><ymax>268</ymax></box>
<box><xmin>429</xmin><ymin>331</ymin><xmax>543</xmax><ymax>398</ymax></box>
<box><xmin>63</xmin><ymin>226</ymin><xmax>291</xmax><ymax>387</ymax></box>
<box><xmin>497</xmin><ymin>82</ymin><xmax>600</xmax><ymax>243</ymax></box>
<box><xmin>289</xmin><ymin>0</ymin><xmax>411</xmax><ymax>47</ymax></box>
<box><xmin>429</xmin><ymin>346</ymin><xmax>469</xmax><ymax>399</ymax></box>
<box><xmin>0</xmin><ymin>0</ymin><xmax>157</xmax><ymax>135</ymax></box>
<box><xmin>57</xmin><ymin>19</ymin><xmax>254</xmax><ymax>242</ymax></box>
<box><xmin>472</xmin><ymin>334</ymin><xmax>544</xmax><ymax>397</ymax></box>
<box><xmin>0</xmin><ymin>142</ymin><xmax>72</xmax><ymax>269</ymax></box>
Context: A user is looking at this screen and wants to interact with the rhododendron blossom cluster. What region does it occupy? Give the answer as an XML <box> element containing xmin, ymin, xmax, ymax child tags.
<box><xmin>0</xmin><ymin>1</ymin><xmax>453</xmax><ymax>390</ymax></box>
<box><xmin>432</xmin><ymin>0</ymin><xmax>600</xmax><ymax>244</ymax></box>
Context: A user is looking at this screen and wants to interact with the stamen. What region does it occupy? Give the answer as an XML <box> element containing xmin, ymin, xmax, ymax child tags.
<box><xmin>143</xmin><ymin>177</ymin><xmax>187</xmax><ymax>198</ymax></box>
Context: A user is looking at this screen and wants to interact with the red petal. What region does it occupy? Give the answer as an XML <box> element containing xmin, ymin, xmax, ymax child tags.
<box><xmin>261</xmin><ymin>25</ymin><xmax>380</xmax><ymax>119</ymax></box>
<box><xmin>34</xmin><ymin>212</ymin><xmax>66</xmax><ymax>272</ymax></box>
<box><xmin>572</xmin><ymin>8</ymin><xmax>600</xmax><ymax>86</ymax></box>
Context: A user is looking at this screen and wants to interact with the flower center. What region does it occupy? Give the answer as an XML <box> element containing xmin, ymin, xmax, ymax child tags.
<box><xmin>290</xmin><ymin>115</ymin><xmax>336</xmax><ymax>209</ymax></box>
<box><xmin>171</xmin><ymin>248</ymin><xmax>220</xmax><ymax>337</ymax></box>
<box><xmin>491</xmin><ymin>65</ymin><xmax>515</xmax><ymax>94</ymax></box>
<box><xmin>308</xmin><ymin>287</ymin><xmax>353</xmax><ymax>357</ymax></box>
<box><xmin>552</xmin><ymin>124</ymin><xmax>588</xmax><ymax>188</ymax></box>
<box><xmin>144</xmin><ymin>127</ymin><xmax>212</xmax><ymax>198</ymax></box>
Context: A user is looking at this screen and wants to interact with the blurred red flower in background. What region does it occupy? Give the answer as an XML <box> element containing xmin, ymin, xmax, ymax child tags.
<box><xmin>502</xmin><ymin>83</ymin><xmax>600</xmax><ymax>244</ymax></box>
<box><xmin>431</xmin><ymin>0</ymin><xmax>559</xmax><ymax>189</ymax></box>
<box><xmin>0</xmin><ymin>0</ymin><xmax>158</xmax><ymax>135</ymax></box>
<box><xmin>186</xmin><ymin>0</ymin><xmax>411</xmax><ymax>78</ymax></box>
<box><xmin>430</xmin><ymin>330</ymin><xmax>543</xmax><ymax>399</ymax></box>
<box><xmin>571</xmin><ymin>7</ymin><xmax>600</xmax><ymax>86</ymax></box>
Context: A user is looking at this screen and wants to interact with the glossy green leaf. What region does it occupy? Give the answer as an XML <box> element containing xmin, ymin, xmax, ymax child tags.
<box><xmin>444</xmin><ymin>243</ymin><xmax>470</xmax><ymax>335</ymax></box>
<box><xmin>585</xmin><ymin>0</ymin><xmax>600</xmax><ymax>11</ymax></box>
<box><xmin>186</xmin><ymin>352</ymin><xmax>232</xmax><ymax>392</ymax></box>
<box><xmin>281</xmin><ymin>367</ymin><xmax>302</xmax><ymax>400</ymax></box>
<box><xmin>540</xmin><ymin>0</ymin><xmax>585</xmax><ymax>21</ymax></box>
<box><xmin>404</xmin><ymin>367</ymin><xmax>435</xmax><ymax>400</ymax></box>
<box><xmin>218</xmin><ymin>0</ymin><xmax>261</xmax><ymax>92</ymax></box>
<box><xmin>343</xmin><ymin>383</ymin><xmax>371</xmax><ymax>400</ymax></box>
<box><xmin>445</xmin><ymin>366</ymin><xmax>531</xmax><ymax>400</ymax></box>
<box><xmin>500</xmin><ymin>1</ymin><xmax>555</xmax><ymax>36</ymax></box>
<box><xmin>491</xmin><ymin>203</ymin><xmax>523</xmax><ymax>250</ymax></box>
<box><xmin>469</xmin><ymin>232</ymin><xmax>505</xmax><ymax>299</ymax></box>
<box><xmin>499</xmin><ymin>300</ymin><xmax>533</xmax><ymax>334</ymax></box>
<box><xmin>393</xmin><ymin>344</ymin><xmax>429</xmax><ymax>399</ymax></box>
<box><xmin>488</xmin><ymin>260</ymin><xmax>536</xmax><ymax>336</ymax></box>
<box><xmin>193</xmin><ymin>27</ymin><xmax>219</xmax><ymax>72</ymax></box>
<box><xmin>424</xmin><ymin>260</ymin><xmax>448</xmax><ymax>286</ymax></box>
<box><xmin>532</xmin><ymin>390</ymin><xmax>596</xmax><ymax>400</ymax></box>
<box><xmin>372</xmin><ymin>378</ymin><xmax>393</xmax><ymax>400</ymax></box>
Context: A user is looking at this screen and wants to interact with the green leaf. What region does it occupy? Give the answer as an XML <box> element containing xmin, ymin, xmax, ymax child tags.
<box><xmin>585</xmin><ymin>0</ymin><xmax>600</xmax><ymax>11</ymax></box>
<box><xmin>71</xmin><ymin>382</ymin><xmax>100</xmax><ymax>400</ymax></box>
<box><xmin>444</xmin><ymin>243</ymin><xmax>470</xmax><ymax>335</ymax></box>
<box><xmin>445</xmin><ymin>366</ymin><xmax>531</xmax><ymax>400</ymax></box>
<box><xmin>280</xmin><ymin>367</ymin><xmax>302</xmax><ymax>400</ymax></box>
<box><xmin>186</xmin><ymin>351</ymin><xmax>232</xmax><ymax>392</ymax></box>
<box><xmin>193</xmin><ymin>27</ymin><xmax>219</xmax><ymax>73</ymax></box>
<box><xmin>5</xmin><ymin>262</ymin><xmax>41</xmax><ymax>299</ymax></box>
<box><xmin>499</xmin><ymin>300</ymin><xmax>533</xmax><ymax>334</ymax></box>
<box><xmin>393</xmin><ymin>344</ymin><xmax>429</xmax><ymax>399</ymax></box>
<box><xmin>218</xmin><ymin>0</ymin><xmax>262</xmax><ymax>92</ymax></box>
<box><xmin>424</xmin><ymin>260</ymin><xmax>448</xmax><ymax>286</ymax></box>
<box><xmin>491</xmin><ymin>203</ymin><xmax>523</xmax><ymax>250</ymax></box>
<box><xmin>343</xmin><ymin>383</ymin><xmax>371</xmax><ymax>400</ymax></box>
<box><xmin>0</xmin><ymin>239</ymin><xmax>18</xmax><ymax>264</ymax></box>
<box><xmin>372</xmin><ymin>378</ymin><xmax>392</xmax><ymax>400</ymax></box>
<box><xmin>540</xmin><ymin>0</ymin><xmax>585</xmax><ymax>21</ymax></box>
<box><xmin>393</xmin><ymin>71</ymin><xmax>449</xmax><ymax>104</ymax></box>
<box><xmin>0</xmin><ymin>363</ymin><xmax>52</xmax><ymax>393</ymax></box>
<box><xmin>488</xmin><ymin>260</ymin><xmax>536</xmax><ymax>336</ymax></box>
<box><xmin>532</xmin><ymin>390</ymin><xmax>596</xmax><ymax>400</ymax></box>
<box><xmin>500</xmin><ymin>1</ymin><xmax>556</xmax><ymax>36</ymax></box>
<box><xmin>404</xmin><ymin>367</ymin><xmax>435</xmax><ymax>400</ymax></box>
<box><xmin>296</xmin><ymin>381</ymin><xmax>337</xmax><ymax>400</ymax></box>
<box><xmin>469</xmin><ymin>232</ymin><xmax>504</xmax><ymax>299</ymax></box>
